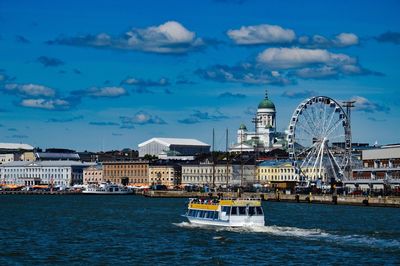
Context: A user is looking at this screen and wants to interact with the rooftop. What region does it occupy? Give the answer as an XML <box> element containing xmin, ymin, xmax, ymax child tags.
<box><xmin>0</xmin><ymin>143</ymin><xmax>34</xmax><ymax>151</ymax></box>
<box><xmin>0</xmin><ymin>161</ymin><xmax>95</xmax><ymax>167</ymax></box>
<box><xmin>139</xmin><ymin>137</ymin><xmax>210</xmax><ymax>147</ymax></box>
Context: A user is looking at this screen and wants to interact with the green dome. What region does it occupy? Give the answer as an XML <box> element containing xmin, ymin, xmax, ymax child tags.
<box><xmin>258</xmin><ymin>90</ymin><xmax>275</xmax><ymax>109</ymax></box>
<box><xmin>239</xmin><ymin>124</ymin><xmax>247</xmax><ymax>130</ymax></box>
<box><xmin>258</xmin><ymin>97</ymin><xmax>275</xmax><ymax>109</ymax></box>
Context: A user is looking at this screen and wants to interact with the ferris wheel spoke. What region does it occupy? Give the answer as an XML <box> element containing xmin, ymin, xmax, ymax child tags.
<box><xmin>296</xmin><ymin>122</ymin><xmax>315</xmax><ymax>139</ymax></box>
<box><xmin>302</xmin><ymin>108</ymin><xmax>319</xmax><ymax>136</ymax></box>
<box><xmin>324</xmin><ymin>118</ymin><xmax>343</xmax><ymax>138</ymax></box>
<box><xmin>327</xmin><ymin>149</ymin><xmax>339</xmax><ymax>181</ymax></box>
<box><xmin>323</xmin><ymin>107</ymin><xmax>336</xmax><ymax>136</ymax></box>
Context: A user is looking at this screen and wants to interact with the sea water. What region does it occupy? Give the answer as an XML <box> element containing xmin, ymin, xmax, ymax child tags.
<box><xmin>0</xmin><ymin>195</ymin><xmax>399</xmax><ymax>265</ymax></box>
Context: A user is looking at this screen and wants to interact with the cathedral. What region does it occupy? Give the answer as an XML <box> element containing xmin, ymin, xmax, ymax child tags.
<box><xmin>230</xmin><ymin>90</ymin><xmax>285</xmax><ymax>152</ymax></box>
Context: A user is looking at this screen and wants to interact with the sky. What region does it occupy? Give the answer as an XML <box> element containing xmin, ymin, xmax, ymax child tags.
<box><xmin>0</xmin><ymin>0</ymin><xmax>399</xmax><ymax>151</ymax></box>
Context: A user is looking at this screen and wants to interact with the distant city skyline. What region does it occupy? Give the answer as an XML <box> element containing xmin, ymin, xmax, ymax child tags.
<box><xmin>0</xmin><ymin>0</ymin><xmax>399</xmax><ymax>151</ymax></box>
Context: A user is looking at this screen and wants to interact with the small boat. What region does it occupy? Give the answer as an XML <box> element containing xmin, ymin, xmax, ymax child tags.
<box><xmin>184</xmin><ymin>198</ymin><xmax>265</xmax><ymax>227</ymax></box>
<box><xmin>82</xmin><ymin>182</ymin><xmax>133</xmax><ymax>195</ymax></box>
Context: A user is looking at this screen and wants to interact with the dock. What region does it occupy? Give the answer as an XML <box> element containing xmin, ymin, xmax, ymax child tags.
<box><xmin>142</xmin><ymin>190</ymin><xmax>400</xmax><ymax>208</ymax></box>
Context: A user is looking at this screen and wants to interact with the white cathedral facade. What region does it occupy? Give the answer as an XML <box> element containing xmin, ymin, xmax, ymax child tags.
<box><xmin>230</xmin><ymin>91</ymin><xmax>284</xmax><ymax>153</ymax></box>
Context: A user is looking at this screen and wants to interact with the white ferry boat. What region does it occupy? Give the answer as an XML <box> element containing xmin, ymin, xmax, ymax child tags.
<box><xmin>184</xmin><ymin>198</ymin><xmax>265</xmax><ymax>227</ymax></box>
<box><xmin>82</xmin><ymin>182</ymin><xmax>133</xmax><ymax>195</ymax></box>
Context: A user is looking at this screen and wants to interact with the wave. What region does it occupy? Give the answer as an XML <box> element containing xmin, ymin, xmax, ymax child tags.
<box><xmin>173</xmin><ymin>222</ymin><xmax>400</xmax><ymax>249</ymax></box>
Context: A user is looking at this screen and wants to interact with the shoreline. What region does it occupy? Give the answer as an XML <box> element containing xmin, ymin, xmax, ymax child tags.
<box><xmin>1</xmin><ymin>190</ymin><xmax>399</xmax><ymax>208</ymax></box>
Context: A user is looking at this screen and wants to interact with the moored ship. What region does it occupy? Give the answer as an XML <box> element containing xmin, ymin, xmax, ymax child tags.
<box><xmin>184</xmin><ymin>198</ymin><xmax>265</xmax><ymax>227</ymax></box>
<box><xmin>82</xmin><ymin>182</ymin><xmax>133</xmax><ymax>195</ymax></box>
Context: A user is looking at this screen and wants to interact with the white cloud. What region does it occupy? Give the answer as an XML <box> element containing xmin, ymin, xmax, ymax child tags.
<box><xmin>351</xmin><ymin>96</ymin><xmax>390</xmax><ymax>113</ymax></box>
<box><xmin>334</xmin><ymin>33</ymin><xmax>359</xmax><ymax>47</ymax></box>
<box><xmin>227</xmin><ymin>24</ymin><xmax>295</xmax><ymax>45</ymax></box>
<box><xmin>120</xmin><ymin>111</ymin><xmax>167</xmax><ymax>125</ymax></box>
<box><xmin>20</xmin><ymin>98</ymin><xmax>70</xmax><ymax>110</ymax></box>
<box><xmin>4</xmin><ymin>83</ymin><xmax>56</xmax><ymax>97</ymax></box>
<box><xmin>48</xmin><ymin>21</ymin><xmax>204</xmax><ymax>54</ymax></box>
<box><xmin>256</xmin><ymin>47</ymin><xmax>354</xmax><ymax>69</ymax></box>
<box><xmin>84</xmin><ymin>86</ymin><xmax>127</xmax><ymax>97</ymax></box>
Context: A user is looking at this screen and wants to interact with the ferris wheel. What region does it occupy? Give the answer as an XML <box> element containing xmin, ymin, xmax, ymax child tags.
<box><xmin>287</xmin><ymin>96</ymin><xmax>351</xmax><ymax>184</ymax></box>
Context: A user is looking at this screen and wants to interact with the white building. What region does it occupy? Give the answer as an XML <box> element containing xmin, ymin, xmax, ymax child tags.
<box><xmin>230</xmin><ymin>90</ymin><xmax>284</xmax><ymax>152</ymax></box>
<box><xmin>0</xmin><ymin>161</ymin><xmax>94</xmax><ymax>186</ymax></box>
<box><xmin>181</xmin><ymin>162</ymin><xmax>255</xmax><ymax>187</ymax></box>
<box><xmin>138</xmin><ymin>137</ymin><xmax>210</xmax><ymax>158</ymax></box>
<box><xmin>0</xmin><ymin>154</ymin><xmax>14</xmax><ymax>164</ymax></box>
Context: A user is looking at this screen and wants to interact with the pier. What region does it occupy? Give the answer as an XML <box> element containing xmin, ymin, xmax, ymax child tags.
<box><xmin>141</xmin><ymin>190</ymin><xmax>400</xmax><ymax>208</ymax></box>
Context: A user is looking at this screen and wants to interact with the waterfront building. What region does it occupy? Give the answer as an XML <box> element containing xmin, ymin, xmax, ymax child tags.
<box><xmin>0</xmin><ymin>161</ymin><xmax>92</xmax><ymax>186</ymax></box>
<box><xmin>0</xmin><ymin>154</ymin><xmax>14</xmax><ymax>164</ymax></box>
<box><xmin>102</xmin><ymin>160</ymin><xmax>149</xmax><ymax>186</ymax></box>
<box><xmin>257</xmin><ymin>160</ymin><xmax>327</xmax><ymax>187</ymax></box>
<box><xmin>230</xmin><ymin>90</ymin><xmax>285</xmax><ymax>153</ymax></box>
<box><xmin>138</xmin><ymin>138</ymin><xmax>210</xmax><ymax>158</ymax></box>
<box><xmin>83</xmin><ymin>165</ymin><xmax>104</xmax><ymax>185</ymax></box>
<box><xmin>181</xmin><ymin>162</ymin><xmax>255</xmax><ymax>187</ymax></box>
<box><xmin>0</xmin><ymin>142</ymin><xmax>35</xmax><ymax>162</ymax></box>
<box><xmin>148</xmin><ymin>164</ymin><xmax>181</xmax><ymax>187</ymax></box>
<box><xmin>349</xmin><ymin>144</ymin><xmax>400</xmax><ymax>189</ymax></box>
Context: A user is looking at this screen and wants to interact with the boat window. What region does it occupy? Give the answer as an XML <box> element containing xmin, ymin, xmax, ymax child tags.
<box><xmin>231</xmin><ymin>207</ymin><xmax>238</xmax><ymax>215</ymax></box>
<box><xmin>238</xmin><ymin>207</ymin><xmax>246</xmax><ymax>215</ymax></box>
<box><xmin>256</xmin><ymin>207</ymin><xmax>264</xmax><ymax>215</ymax></box>
<box><xmin>205</xmin><ymin>211</ymin><xmax>212</xmax><ymax>219</ymax></box>
<box><xmin>221</xmin><ymin>206</ymin><xmax>231</xmax><ymax>214</ymax></box>
<box><xmin>248</xmin><ymin>206</ymin><xmax>256</xmax><ymax>216</ymax></box>
<box><xmin>200</xmin><ymin>211</ymin><xmax>205</xmax><ymax>218</ymax></box>
<box><xmin>188</xmin><ymin>210</ymin><xmax>195</xmax><ymax>216</ymax></box>
<box><xmin>213</xmin><ymin>211</ymin><xmax>219</xmax><ymax>220</ymax></box>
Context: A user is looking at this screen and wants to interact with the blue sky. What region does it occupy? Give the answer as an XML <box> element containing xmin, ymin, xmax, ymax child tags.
<box><xmin>0</xmin><ymin>0</ymin><xmax>399</xmax><ymax>151</ymax></box>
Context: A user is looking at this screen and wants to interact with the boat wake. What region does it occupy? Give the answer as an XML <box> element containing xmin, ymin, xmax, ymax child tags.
<box><xmin>173</xmin><ymin>222</ymin><xmax>400</xmax><ymax>249</ymax></box>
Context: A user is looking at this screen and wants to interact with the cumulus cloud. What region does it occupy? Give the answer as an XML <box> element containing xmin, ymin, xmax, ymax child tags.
<box><xmin>334</xmin><ymin>33</ymin><xmax>359</xmax><ymax>47</ymax></box>
<box><xmin>281</xmin><ymin>90</ymin><xmax>317</xmax><ymax>99</ymax></box>
<box><xmin>375</xmin><ymin>31</ymin><xmax>400</xmax><ymax>45</ymax></box>
<box><xmin>227</xmin><ymin>24</ymin><xmax>296</xmax><ymax>45</ymax></box>
<box><xmin>178</xmin><ymin>109</ymin><xmax>230</xmax><ymax>124</ymax></box>
<box><xmin>195</xmin><ymin>63</ymin><xmax>292</xmax><ymax>85</ymax></box>
<box><xmin>121</xmin><ymin>77</ymin><xmax>170</xmax><ymax>87</ymax></box>
<box><xmin>72</xmin><ymin>86</ymin><xmax>127</xmax><ymax>98</ymax></box>
<box><xmin>120</xmin><ymin>111</ymin><xmax>167</xmax><ymax>126</ymax></box>
<box><xmin>351</xmin><ymin>96</ymin><xmax>390</xmax><ymax>114</ymax></box>
<box><xmin>37</xmin><ymin>56</ymin><xmax>64</xmax><ymax>67</ymax></box>
<box><xmin>19</xmin><ymin>98</ymin><xmax>72</xmax><ymax>110</ymax></box>
<box><xmin>257</xmin><ymin>47</ymin><xmax>355</xmax><ymax>69</ymax></box>
<box><xmin>298</xmin><ymin>33</ymin><xmax>359</xmax><ymax>48</ymax></box>
<box><xmin>226</xmin><ymin>22</ymin><xmax>359</xmax><ymax>48</ymax></box>
<box><xmin>3</xmin><ymin>83</ymin><xmax>56</xmax><ymax>97</ymax></box>
<box><xmin>218</xmin><ymin>92</ymin><xmax>246</xmax><ymax>98</ymax></box>
<box><xmin>47</xmin><ymin>21</ymin><xmax>205</xmax><ymax>54</ymax></box>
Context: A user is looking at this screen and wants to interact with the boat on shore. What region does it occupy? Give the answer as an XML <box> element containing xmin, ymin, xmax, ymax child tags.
<box><xmin>82</xmin><ymin>182</ymin><xmax>133</xmax><ymax>195</ymax></box>
<box><xmin>184</xmin><ymin>197</ymin><xmax>265</xmax><ymax>227</ymax></box>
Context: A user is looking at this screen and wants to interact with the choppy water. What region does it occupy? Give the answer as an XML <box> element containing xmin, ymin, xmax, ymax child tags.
<box><xmin>0</xmin><ymin>195</ymin><xmax>399</xmax><ymax>265</ymax></box>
